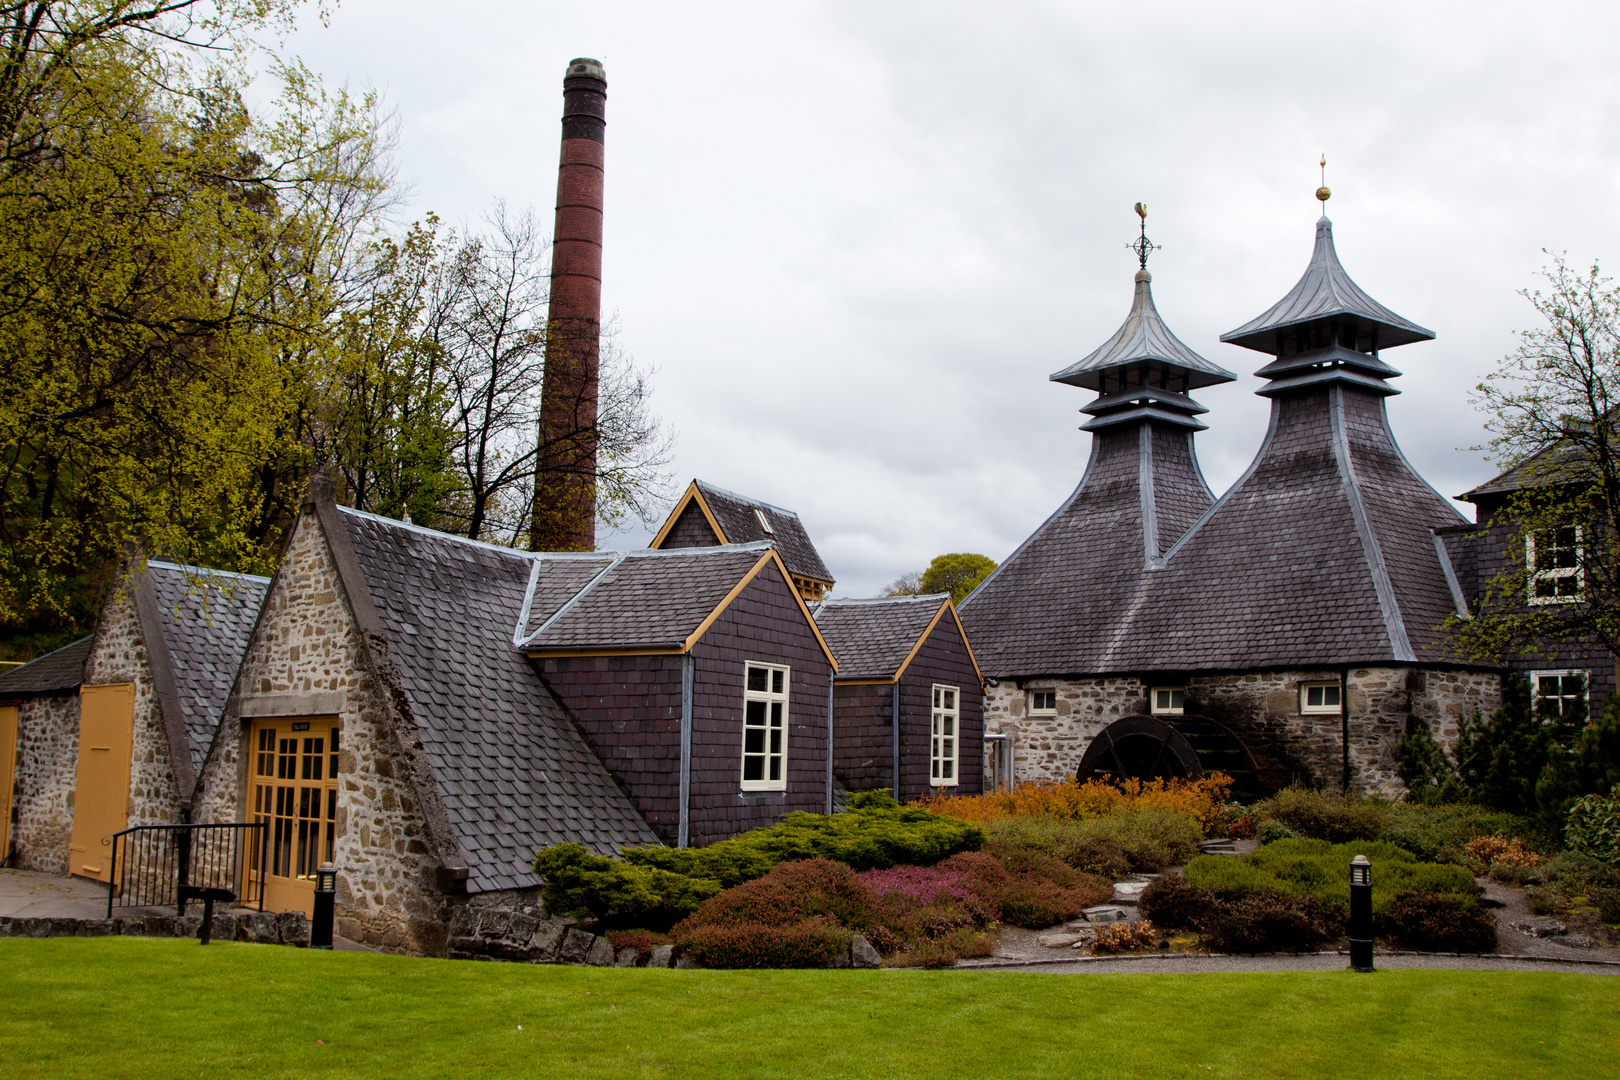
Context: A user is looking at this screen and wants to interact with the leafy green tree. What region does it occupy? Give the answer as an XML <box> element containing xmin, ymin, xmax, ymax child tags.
<box><xmin>918</xmin><ymin>553</ymin><xmax>997</xmax><ymax>604</ymax></box>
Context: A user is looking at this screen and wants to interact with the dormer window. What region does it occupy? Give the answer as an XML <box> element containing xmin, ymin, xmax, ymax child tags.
<box><xmin>1151</xmin><ymin>687</ymin><xmax>1184</xmax><ymax>715</ymax></box>
<box><xmin>1528</xmin><ymin>526</ymin><xmax>1581</xmax><ymax>604</ymax></box>
<box><xmin>754</xmin><ymin>508</ymin><xmax>774</xmax><ymax>535</ymax></box>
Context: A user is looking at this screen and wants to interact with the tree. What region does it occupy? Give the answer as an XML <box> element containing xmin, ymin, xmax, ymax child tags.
<box><xmin>882</xmin><ymin>553</ymin><xmax>997</xmax><ymax>604</ymax></box>
<box><xmin>1452</xmin><ymin>255</ymin><xmax>1620</xmax><ymax>661</ymax></box>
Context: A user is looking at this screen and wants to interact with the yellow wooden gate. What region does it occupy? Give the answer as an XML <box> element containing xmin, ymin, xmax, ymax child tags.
<box><xmin>0</xmin><ymin>705</ymin><xmax>18</xmax><ymax>859</ymax></box>
<box><xmin>69</xmin><ymin>684</ymin><xmax>135</xmax><ymax>881</ymax></box>
<box><xmin>247</xmin><ymin>718</ymin><xmax>340</xmax><ymax>916</ymax></box>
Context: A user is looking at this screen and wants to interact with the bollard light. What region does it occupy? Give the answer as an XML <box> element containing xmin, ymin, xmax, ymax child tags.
<box><xmin>311</xmin><ymin>861</ymin><xmax>337</xmax><ymax>950</ymax></box>
<box><xmin>1348</xmin><ymin>854</ymin><xmax>1373</xmax><ymax>972</ymax></box>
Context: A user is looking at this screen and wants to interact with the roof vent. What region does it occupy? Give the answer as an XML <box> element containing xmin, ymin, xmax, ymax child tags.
<box><xmin>754</xmin><ymin>508</ymin><xmax>774</xmax><ymax>535</ymax></box>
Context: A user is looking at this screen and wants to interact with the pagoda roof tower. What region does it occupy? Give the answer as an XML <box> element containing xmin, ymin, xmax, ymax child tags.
<box><xmin>962</xmin><ymin>190</ymin><xmax>1473</xmax><ymax>677</ymax></box>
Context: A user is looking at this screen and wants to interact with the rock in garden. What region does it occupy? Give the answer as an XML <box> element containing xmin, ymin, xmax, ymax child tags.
<box><xmin>649</xmin><ymin>944</ymin><xmax>675</xmax><ymax>968</ymax></box>
<box><xmin>1037</xmin><ymin>932</ymin><xmax>1087</xmax><ymax>949</ymax></box>
<box><xmin>849</xmin><ymin>934</ymin><xmax>882</xmax><ymax>968</ymax></box>
<box><xmin>1510</xmin><ymin>917</ymin><xmax>1568</xmax><ymax>939</ymax></box>
<box><xmin>1083</xmin><ymin>905</ymin><xmax>1129</xmax><ymax>924</ymax></box>
<box><xmin>1552</xmin><ymin>934</ymin><xmax>1598</xmax><ymax>949</ymax></box>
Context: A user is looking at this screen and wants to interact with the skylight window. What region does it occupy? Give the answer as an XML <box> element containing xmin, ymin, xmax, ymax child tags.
<box><xmin>754</xmin><ymin>508</ymin><xmax>774</xmax><ymax>535</ymax></box>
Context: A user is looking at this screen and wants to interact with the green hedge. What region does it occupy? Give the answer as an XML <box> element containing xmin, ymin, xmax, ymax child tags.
<box><xmin>1184</xmin><ymin>839</ymin><xmax>1477</xmax><ymax>916</ymax></box>
<box><xmin>531</xmin><ymin>844</ymin><xmax>722</xmax><ymax>930</ymax></box>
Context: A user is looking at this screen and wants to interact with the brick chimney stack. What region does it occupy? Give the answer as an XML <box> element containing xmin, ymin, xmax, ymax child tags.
<box><xmin>531</xmin><ymin>57</ymin><xmax>607</xmax><ymax>552</ymax></box>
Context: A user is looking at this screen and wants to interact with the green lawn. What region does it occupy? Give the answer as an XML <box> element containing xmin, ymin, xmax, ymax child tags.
<box><xmin>2</xmin><ymin>939</ymin><xmax>1616</xmax><ymax>1079</ymax></box>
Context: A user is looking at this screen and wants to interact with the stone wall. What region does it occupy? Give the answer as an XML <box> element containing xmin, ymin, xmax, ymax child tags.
<box><xmin>983</xmin><ymin>667</ymin><xmax>1501</xmax><ymax>798</ymax></box>
<box><xmin>82</xmin><ymin>587</ymin><xmax>182</xmax><ymax>830</ymax></box>
<box><xmin>194</xmin><ymin>504</ymin><xmax>449</xmax><ymax>956</ymax></box>
<box><xmin>0</xmin><ymin>909</ymin><xmax>308</xmax><ymax>946</ymax></box>
<box><xmin>9</xmin><ymin>693</ymin><xmax>80</xmax><ymax>873</ymax></box>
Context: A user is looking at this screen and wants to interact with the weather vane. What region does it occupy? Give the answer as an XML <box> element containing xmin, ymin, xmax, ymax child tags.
<box><xmin>1317</xmin><ymin>154</ymin><xmax>1331</xmax><ymax>203</ymax></box>
<box><xmin>1129</xmin><ymin>201</ymin><xmax>1156</xmax><ymax>270</ymax></box>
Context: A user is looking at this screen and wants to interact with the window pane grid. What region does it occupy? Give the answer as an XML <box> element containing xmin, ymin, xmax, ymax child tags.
<box><xmin>931</xmin><ymin>684</ymin><xmax>960</xmax><ymax>787</ymax></box>
<box><xmin>741</xmin><ymin>663</ymin><xmax>790</xmax><ymax>790</ymax></box>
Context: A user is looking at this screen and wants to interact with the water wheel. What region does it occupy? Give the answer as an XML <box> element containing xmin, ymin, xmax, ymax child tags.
<box><xmin>1076</xmin><ymin>716</ymin><xmax>1201</xmax><ymax>782</ymax></box>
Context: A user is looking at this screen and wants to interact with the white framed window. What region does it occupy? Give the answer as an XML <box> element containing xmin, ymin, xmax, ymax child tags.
<box><xmin>754</xmin><ymin>508</ymin><xmax>774</xmax><ymax>535</ymax></box>
<box><xmin>931</xmin><ymin>684</ymin><xmax>959</xmax><ymax>786</ymax></box>
<box><xmin>1028</xmin><ymin>690</ymin><xmax>1057</xmax><ymax>715</ymax></box>
<box><xmin>1151</xmin><ymin>687</ymin><xmax>1184</xmax><ymax>715</ymax></box>
<box><xmin>1300</xmin><ymin>682</ymin><xmax>1342</xmax><ymax>714</ymax></box>
<box><xmin>741</xmin><ymin>663</ymin><xmax>789</xmax><ymax>790</ymax></box>
<box><xmin>1530</xmin><ymin>669</ymin><xmax>1587</xmax><ymax>720</ymax></box>
<box><xmin>1527</xmin><ymin>525</ymin><xmax>1582</xmax><ymax>605</ymax></box>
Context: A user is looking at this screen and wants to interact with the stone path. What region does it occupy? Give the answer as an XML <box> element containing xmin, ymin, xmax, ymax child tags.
<box><xmin>0</xmin><ymin>868</ymin><xmax>113</xmax><ymax>919</ymax></box>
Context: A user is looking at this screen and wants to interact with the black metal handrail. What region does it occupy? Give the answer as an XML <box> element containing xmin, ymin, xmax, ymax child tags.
<box><xmin>104</xmin><ymin>823</ymin><xmax>267</xmax><ymax>918</ymax></box>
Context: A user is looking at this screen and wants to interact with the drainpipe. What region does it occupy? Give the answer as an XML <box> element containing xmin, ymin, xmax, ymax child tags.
<box><xmin>891</xmin><ymin>679</ymin><xmax>902</xmax><ymax>803</ymax></box>
<box><xmin>1340</xmin><ymin>666</ymin><xmax>1351</xmax><ymax>795</ymax></box>
<box><xmin>679</xmin><ymin>654</ymin><xmax>693</xmax><ymax>848</ymax></box>
<box><xmin>825</xmin><ymin>673</ymin><xmax>835</xmax><ymax>815</ymax></box>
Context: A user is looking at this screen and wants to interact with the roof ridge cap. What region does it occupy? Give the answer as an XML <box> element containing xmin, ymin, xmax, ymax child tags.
<box><xmin>626</xmin><ymin>540</ymin><xmax>776</xmax><ymax>557</ymax></box>
<box><xmin>336</xmin><ymin>504</ymin><xmax>541</xmax><ymax>561</ymax></box>
<box><xmin>819</xmin><ymin>593</ymin><xmax>950</xmax><ymax>606</ymax></box>
<box><xmin>694</xmin><ymin>479</ymin><xmax>802</xmax><ymax>519</ymax></box>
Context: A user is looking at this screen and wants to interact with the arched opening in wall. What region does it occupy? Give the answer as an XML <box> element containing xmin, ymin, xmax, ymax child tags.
<box><xmin>1077</xmin><ymin>715</ymin><xmax>1264</xmax><ymax>800</ymax></box>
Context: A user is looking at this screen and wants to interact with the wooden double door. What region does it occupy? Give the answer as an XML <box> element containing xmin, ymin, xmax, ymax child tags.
<box><xmin>247</xmin><ymin>718</ymin><xmax>341</xmax><ymax>916</ymax></box>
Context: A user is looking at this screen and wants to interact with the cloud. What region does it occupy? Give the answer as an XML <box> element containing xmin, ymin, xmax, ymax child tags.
<box><xmin>275</xmin><ymin>0</ymin><xmax>1620</xmax><ymax>593</ymax></box>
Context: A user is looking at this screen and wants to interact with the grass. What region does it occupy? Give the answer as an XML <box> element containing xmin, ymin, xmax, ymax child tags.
<box><xmin>3</xmin><ymin>938</ymin><xmax>1617</xmax><ymax>1079</ymax></box>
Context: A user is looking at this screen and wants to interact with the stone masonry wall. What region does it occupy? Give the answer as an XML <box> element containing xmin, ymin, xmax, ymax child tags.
<box><xmin>83</xmin><ymin>587</ymin><xmax>183</xmax><ymax>830</ymax></box>
<box><xmin>983</xmin><ymin>667</ymin><xmax>1501</xmax><ymax>799</ymax></box>
<box><xmin>194</xmin><ymin>504</ymin><xmax>448</xmax><ymax>956</ymax></box>
<box><xmin>9</xmin><ymin>693</ymin><xmax>80</xmax><ymax>873</ymax></box>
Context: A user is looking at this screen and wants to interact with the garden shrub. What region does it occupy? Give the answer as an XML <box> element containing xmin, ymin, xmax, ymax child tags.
<box><xmin>622</xmin><ymin>804</ymin><xmax>983</xmax><ymax>885</ymax></box>
<box><xmin>674</xmin><ymin>859</ymin><xmax>876</xmax><ymax>933</ymax></box>
<box><xmin>1196</xmin><ymin>889</ymin><xmax>1344</xmax><ymax>954</ymax></box>
<box><xmin>676</xmin><ymin>919</ymin><xmax>852</xmax><ymax>969</ymax></box>
<box><xmin>1138</xmin><ymin>874</ymin><xmax>1205</xmax><ymax>929</ymax></box>
<box><xmin>935</xmin><ymin>849</ymin><xmax>1112</xmax><ymax>928</ymax></box>
<box><xmin>532</xmin><ymin>844</ymin><xmax>722</xmax><ymax>930</ymax></box>
<box><xmin>985</xmin><ymin>810</ymin><xmax>1200</xmax><ymax>875</ymax></box>
<box><xmin>886</xmin><ymin>926</ymin><xmax>993</xmax><ymax>968</ymax></box>
<box><xmin>1565</xmin><ymin>791</ymin><xmax>1620</xmax><ymax>865</ymax></box>
<box><xmin>604</xmin><ymin>929</ymin><xmax>670</xmax><ymax>958</ymax></box>
<box><xmin>1259</xmin><ymin>787</ymin><xmax>1386</xmax><ymax>842</ymax></box>
<box><xmin>1464</xmin><ymin>835</ymin><xmax>1540</xmax><ymax>872</ymax></box>
<box><xmin>1091</xmin><ymin>920</ymin><xmax>1159</xmax><ymax>954</ymax></box>
<box><xmin>1183</xmin><ymin>839</ymin><xmax>1476</xmax><ymax>916</ymax></box>
<box><xmin>1227</xmin><ymin>809</ymin><xmax>1262</xmax><ymax>840</ymax></box>
<box><xmin>1256</xmin><ymin>820</ymin><xmax>1297</xmax><ymax>845</ymax></box>
<box><xmin>1378</xmin><ymin>803</ymin><xmax>1536</xmax><ymax>864</ymax></box>
<box><xmin>920</xmin><ymin>774</ymin><xmax>1232</xmax><ymax>832</ymax></box>
<box><xmin>1378</xmin><ymin>892</ymin><xmax>1497</xmax><ymax>953</ymax></box>
<box><xmin>1589</xmin><ymin>887</ymin><xmax>1620</xmax><ymax>923</ymax></box>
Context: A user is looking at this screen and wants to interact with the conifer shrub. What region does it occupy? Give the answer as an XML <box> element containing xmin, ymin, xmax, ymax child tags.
<box><xmin>675</xmin><ymin>859</ymin><xmax>875</xmax><ymax>932</ymax></box>
<box><xmin>1196</xmin><ymin>889</ymin><xmax>1344</xmax><ymax>954</ymax></box>
<box><xmin>1378</xmin><ymin>892</ymin><xmax>1498</xmax><ymax>953</ymax></box>
<box><xmin>984</xmin><ymin>810</ymin><xmax>1201</xmax><ymax>875</ymax></box>
<box><xmin>1183</xmin><ymin>839</ymin><xmax>1476</xmax><ymax>916</ymax></box>
<box><xmin>621</xmin><ymin>801</ymin><xmax>983</xmax><ymax>885</ymax></box>
<box><xmin>1377</xmin><ymin>802</ymin><xmax>1534</xmax><ymax>864</ymax></box>
<box><xmin>1259</xmin><ymin>787</ymin><xmax>1387</xmax><ymax>842</ymax></box>
<box><xmin>1138</xmin><ymin>874</ymin><xmax>1206</xmax><ymax>928</ymax></box>
<box><xmin>531</xmin><ymin>844</ymin><xmax>722</xmax><ymax>930</ymax></box>
<box><xmin>1256</xmin><ymin>820</ymin><xmax>1297</xmax><ymax>845</ymax></box>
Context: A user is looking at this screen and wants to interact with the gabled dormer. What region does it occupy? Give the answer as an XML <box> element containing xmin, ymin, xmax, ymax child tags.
<box><xmin>650</xmin><ymin>479</ymin><xmax>835</xmax><ymax>601</ymax></box>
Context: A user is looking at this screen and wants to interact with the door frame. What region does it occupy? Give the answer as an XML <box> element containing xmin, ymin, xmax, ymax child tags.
<box><xmin>245</xmin><ymin>716</ymin><xmax>342</xmax><ymax>916</ymax></box>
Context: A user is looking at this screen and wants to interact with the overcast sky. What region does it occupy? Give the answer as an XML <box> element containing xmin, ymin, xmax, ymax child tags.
<box><xmin>267</xmin><ymin>1</ymin><xmax>1620</xmax><ymax>596</ymax></box>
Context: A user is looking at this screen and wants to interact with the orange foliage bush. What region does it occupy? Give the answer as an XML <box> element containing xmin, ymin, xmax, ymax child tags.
<box><xmin>918</xmin><ymin>774</ymin><xmax>1233</xmax><ymax>832</ymax></box>
<box><xmin>1464</xmin><ymin>834</ymin><xmax>1541</xmax><ymax>869</ymax></box>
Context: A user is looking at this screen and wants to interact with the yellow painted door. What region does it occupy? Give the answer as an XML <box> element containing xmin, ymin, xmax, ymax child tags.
<box><xmin>0</xmin><ymin>705</ymin><xmax>18</xmax><ymax>859</ymax></box>
<box><xmin>247</xmin><ymin>718</ymin><xmax>340</xmax><ymax>916</ymax></box>
<box><xmin>69</xmin><ymin>684</ymin><xmax>135</xmax><ymax>881</ymax></box>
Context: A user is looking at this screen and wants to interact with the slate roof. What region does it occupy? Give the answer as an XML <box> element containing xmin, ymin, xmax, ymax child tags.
<box><xmin>0</xmin><ymin>635</ymin><xmax>92</xmax><ymax>698</ymax></box>
<box><xmin>681</xmin><ymin>480</ymin><xmax>834</xmax><ymax>585</ymax></box>
<box><xmin>1051</xmin><ymin>271</ymin><xmax>1236</xmax><ymax>391</ymax></box>
<box><xmin>1459</xmin><ymin>442</ymin><xmax>1591</xmax><ymax>503</ymax></box>
<box><xmin>814</xmin><ymin>594</ymin><xmax>950</xmax><ymax>680</ymax></box>
<box><xmin>525</xmin><ymin>544</ymin><xmax>777</xmax><ymax>651</ymax></box>
<box><xmin>144</xmin><ymin>562</ymin><xmax>269</xmax><ymax>776</ymax></box>
<box><xmin>964</xmin><ymin>214</ymin><xmax>1471</xmax><ymax>676</ymax></box>
<box><xmin>1222</xmin><ymin>216</ymin><xmax>1434</xmax><ymax>352</ymax></box>
<box><xmin>336</xmin><ymin>508</ymin><xmax>661</xmax><ymax>892</ymax></box>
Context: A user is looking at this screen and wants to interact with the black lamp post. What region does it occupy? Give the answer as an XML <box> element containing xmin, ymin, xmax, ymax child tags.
<box><xmin>311</xmin><ymin>862</ymin><xmax>337</xmax><ymax>950</ymax></box>
<box><xmin>1349</xmin><ymin>854</ymin><xmax>1373</xmax><ymax>972</ymax></box>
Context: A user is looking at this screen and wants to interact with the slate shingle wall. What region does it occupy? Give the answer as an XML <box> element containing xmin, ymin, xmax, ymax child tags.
<box><xmin>896</xmin><ymin>614</ymin><xmax>982</xmax><ymax>801</ymax></box>
<box><xmin>8</xmin><ymin>692</ymin><xmax>79</xmax><ymax>874</ymax></box>
<box><xmin>659</xmin><ymin>502</ymin><xmax>720</xmax><ymax>548</ymax></box>
<box><xmin>831</xmin><ymin>684</ymin><xmax>892</xmax><ymax>793</ymax></box>
<box><xmin>687</xmin><ymin>562</ymin><xmax>832</xmax><ymax>847</ymax></box>
<box><xmin>540</xmin><ymin>656</ymin><xmax>684</xmax><ymax>844</ymax></box>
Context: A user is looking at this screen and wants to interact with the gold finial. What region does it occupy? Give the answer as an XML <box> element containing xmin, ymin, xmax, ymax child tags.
<box><xmin>1134</xmin><ymin>201</ymin><xmax>1147</xmax><ymax>220</ymax></box>
<box><xmin>1316</xmin><ymin>154</ymin><xmax>1331</xmax><ymax>203</ymax></box>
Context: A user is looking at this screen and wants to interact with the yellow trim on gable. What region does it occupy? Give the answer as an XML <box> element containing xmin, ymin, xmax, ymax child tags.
<box><xmin>680</xmin><ymin>549</ymin><xmax>839</xmax><ymax>672</ymax></box>
<box><xmin>649</xmin><ymin>482</ymin><xmax>727</xmax><ymax>549</ymax></box>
